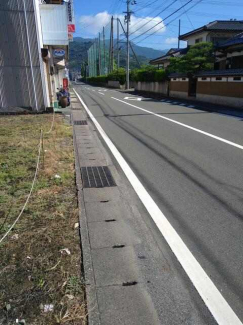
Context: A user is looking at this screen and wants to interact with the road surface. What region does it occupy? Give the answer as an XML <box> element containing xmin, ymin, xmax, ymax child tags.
<box><xmin>74</xmin><ymin>83</ymin><xmax>243</xmax><ymax>324</ymax></box>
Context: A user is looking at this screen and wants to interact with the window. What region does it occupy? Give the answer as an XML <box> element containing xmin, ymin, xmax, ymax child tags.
<box><xmin>195</xmin><ymin>37</ymin><xmax>203</xmax><ymax>44</ymax></box>
<box><xmin>233</xmin><ymin>77</ymin><xmax>241</xmax><ymax>81</ymax></box>
<box><xmin>202</xmin><ymin>77</ymin><xmax>207</xmax><ymax>80</ymax></box>
<box><xmin>173</xmin><ymin>78</ymin><xmax>177</xmax><ymax>81</ymax></box>
<box><xmin>216</xmin><ymin>77</ymin><xmax>222</xmax><ymax>81</ymax></box>
<box><xmin>182</xmin><ymin>78</ymin><xmax>186</xmax><ymax>80</ymax></box>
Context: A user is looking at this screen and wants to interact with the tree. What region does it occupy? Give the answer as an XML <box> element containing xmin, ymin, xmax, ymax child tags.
<box><xmin>168</xmin><ymin>42</ymin><xmax>214</xmax><ymax>74</ymax></box>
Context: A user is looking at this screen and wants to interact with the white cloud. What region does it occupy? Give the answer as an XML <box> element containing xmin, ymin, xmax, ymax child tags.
<box><xmin>79</xmin><ymin>11</ymin><xmax>166</xmax><ymax>37</ymax></box>
<box><xmin>165</xmin><ymin>37</ymin><xmax>178</xmax><ymax>45</ymax></box>
<box><xmin>79</xmin><ymin>11</ymin><xmax>111</xmax><ymax>36</ymax></box>
<box><xmin>129</xmin><ymin>15</ymin><xmax>166</xmax><ymax>36</ymax></box>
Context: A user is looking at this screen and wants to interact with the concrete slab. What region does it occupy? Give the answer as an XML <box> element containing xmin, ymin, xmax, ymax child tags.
<box><xmin>92</xmin><ymin>246</ymin><xmax>142</xmax><ymax>286</ymax></box>
<box><xmin>78</xmin><ymin>158</ymin><xmax>108</xmax><ymax>167</ymax></box>
<box><xmin>97</xmin><ymin>285</ymin><xmax>160</xmax><ymax>325</ymax></box>
<box><xmin>83</xmin><ymin>187</ymin><xmax>121</xmax><ymax>202</ymax></box>
<box><xmin>88</xmin><ymin>219</ymin><xmax>141</xmax><ymax>249</ymax></box>
<box><xmin>79</xmin><ymin>148</ymin><xmax>103</xmax><ymax>156</ymax></box>
<box><xmin>85</xmin><ymin>201</ymin><xmax>130</xmax><ymax>222</ymax></box>
<box><xmin>72</xmin><ymin>111</ymin><xmax>86</xmax><ymax>120</ymax></box>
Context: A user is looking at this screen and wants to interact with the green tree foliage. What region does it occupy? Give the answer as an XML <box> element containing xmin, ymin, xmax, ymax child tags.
<box><xmin>86</xmin><ymin>68</ymin><xmax>126</xmax><ymax>85</ymax></box>
<box><xmin>87</xmin><ymin>66</ymin><xmax>168</xmax><ymax>85</ymax></box>
<box><xmin>131</xmin><ymin>66</ymin><xmax>167</xmax><ymax>82</ymax></box>
<box><xmin>107</xmin><ymin>68</ymin><xmax>126</xmax><ymax>85</ymax></box>
<box><xmin>168</xmin><ymin>42</ymin><xmax>214</xmax><ymax>74</ymax></box>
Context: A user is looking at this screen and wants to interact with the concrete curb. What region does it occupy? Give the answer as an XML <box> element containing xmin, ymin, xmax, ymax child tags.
<box><xmin>72</xmin><ymin>111</ymin><xmax>101</xmax><ymax>325</ymax></box>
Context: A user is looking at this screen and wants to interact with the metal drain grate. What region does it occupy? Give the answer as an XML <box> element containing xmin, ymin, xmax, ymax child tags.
<box><xmin>74</xmin><ymin>120</ymin><xmax>87</xmax><ymax>125</ymax></box>
<box><xmin>81</xmin><ymin>166</ymin><xmax>116</xmax><ymax>188</ymax></box>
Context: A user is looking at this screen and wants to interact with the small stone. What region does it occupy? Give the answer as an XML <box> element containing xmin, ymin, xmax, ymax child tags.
<box><xmin>43</xmin><ymin>304</ymin><xmax>54</xmax><ymax>312</ymax></box>
<box><xmin>60</xmin><ymin>248</ymin><xmax>71</xmax><ymax>255</ymax></box>
<box><xmin>5</xmin><ymin>304</ymin><xmax>11</xmax><ymax>311</ymax></box>
<box><xmin>74</xmin><ymin>222</ymin><xmax>79</xmax><ymax>229</ymax></box>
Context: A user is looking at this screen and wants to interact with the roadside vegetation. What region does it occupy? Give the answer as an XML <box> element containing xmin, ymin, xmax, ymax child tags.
<box><xmin>85</xmin><ymin>42</ymin><xmax>214</xmax><ymax>86</ymax></box>
<box><xmin>168</xmin><ymin>42</ymin><xmax>214</xmax><ymax>73</ymax></box>
<box><xmin>0</xmin><ymin>114</ymin><xmax>86</xmax><ymax>324</ymax></box>
<box><xmin>86</xmin><ymin>66</ymin><xmax>167</xmax><ymax>85</ymax></box>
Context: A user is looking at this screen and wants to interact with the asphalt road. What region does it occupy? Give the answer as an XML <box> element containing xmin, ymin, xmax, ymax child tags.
<box><xmin>74</xmin><ymin>83</ymin><xmax>243</xmax><ymax>323</ymax></box>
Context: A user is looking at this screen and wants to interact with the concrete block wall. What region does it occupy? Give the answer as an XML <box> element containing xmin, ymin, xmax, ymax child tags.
<box><xmin>135</xmin><ymin>81</ymin><xmax>169</xmax><ymax>95</ymax></box>
<box><xmin>196</xmin><ymin>77</ymin><xmax>243</xmax><ymax>108</ymax></box>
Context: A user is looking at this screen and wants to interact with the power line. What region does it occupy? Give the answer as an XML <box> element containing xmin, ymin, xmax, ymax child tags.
<box><xmin>130</xmin><ymin>0</ymin><xmax>175</xmax><ymax>33</ymax></box>
<box><xmin>130</xmin><ymin>0</ymin><xmax>179</xmax><ymax>37</ymax></box>
<box><xmin>131</xmin><ymin>0</ymin><xmax>195</xmax><ymax>42</ymax></box>
<box><xmin>180</xmin><ymin>0</ymin><xmax>194</xmax><ymax>29</ymax></box>
<box><xmin>135</xmin><ymin>0</ymin><xmax>160</xmax><ymax>12</ymax></box>
<box><xmin>133</xmin><ymin>0</ymin><xmax>204</xmax><ymax>44</ymax></box>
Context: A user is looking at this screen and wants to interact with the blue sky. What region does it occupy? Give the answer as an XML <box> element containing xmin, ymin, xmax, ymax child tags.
<box><xmin>73</xmin><ymin>0</ymin><xmax>243</xmax><ymax>50</ymax></box>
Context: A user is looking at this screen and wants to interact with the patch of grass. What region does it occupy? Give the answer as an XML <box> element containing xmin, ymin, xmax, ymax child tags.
<box><xmin>0</xmin><ymin>114</ymin><xmax>86</xmax><ymax>324</ymax></box>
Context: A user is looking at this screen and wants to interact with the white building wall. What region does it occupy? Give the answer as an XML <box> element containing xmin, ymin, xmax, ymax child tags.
<box><xmin>186</xmin><ymin>32</ymin><xmax>209</xmax><ymax>46</ymax></box>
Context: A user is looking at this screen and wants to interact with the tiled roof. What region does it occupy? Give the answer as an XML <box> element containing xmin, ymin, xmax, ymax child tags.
<box><xmin>150</xmin><ymin>48</ymin><xmax>188</xmax><ymax>64</ymax></box>
<box><xmin>180</xmin><ymin>20</ymin><xmax>243</xmax><ymax>40</ymax></box>
<box><xmin>217</xmin><ymin>32</ymin><xmax>243</xmax><ymax>48</ymax></box>
<box><xmin>207</xmin><ymin>21</ymin><xmax>243</xmax><ymax>31</ymax></box>
<box><xmin>195</xmin><ymin>69</ymin><xmax>243</xmax><ymax>77</ymax></box>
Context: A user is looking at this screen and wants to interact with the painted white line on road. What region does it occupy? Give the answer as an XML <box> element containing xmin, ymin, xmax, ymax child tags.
<box><xmin>98</xmin><ymin>92</ymin><xmax>105</xmax><ymax>95</ymax></box>
<box><xmin>73</xmin><ymin>88</ymin><xmax>242</xmax><ymax>325</ymax></box>
<box><xmin>112</xmin><ymin>97</ymin><xmax>243</xmax><ymax>151</ymax></box>
<box><xmin>124</xmin><ymin>96</ymin><xmax>142</xmax><ymax>101</ymax></box>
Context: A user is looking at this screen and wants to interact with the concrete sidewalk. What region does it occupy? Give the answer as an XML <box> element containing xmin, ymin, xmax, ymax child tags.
<box><xmin>70</xmin><ymin>89</ymin><xmax>215</xmax><ymax>325</ymax></box>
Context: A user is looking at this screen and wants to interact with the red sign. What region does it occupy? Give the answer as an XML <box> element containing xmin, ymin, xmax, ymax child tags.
<box><xmin>68</xmin><ymin>24</ymin><xmax>75</xmax><ymax>33</ymax></box>
<box><xmin>63</xmin><ymin>78</ymin><xmax>68</xmax><ymax>89</ymax></box>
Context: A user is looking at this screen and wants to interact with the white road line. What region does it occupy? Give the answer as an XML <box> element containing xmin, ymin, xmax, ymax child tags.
<box><xmin>98</xmin><ymin>92</ymin><xmax>105</xmax><ymax>95</ymax></box>
<box><xmin>112</xmin><ymin>97</ymin><xmax>243</xmax><ymax>151</ymax></box>
<box><xmin>73</xmin><ymin>88</ymin><xmax>242</xmax><ymax>325</ymax></box>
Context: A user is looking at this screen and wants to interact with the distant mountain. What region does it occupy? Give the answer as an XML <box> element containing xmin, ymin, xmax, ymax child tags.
<box><xmin>69</xmin><ymin>38</ymin><xmax>93</xmax><ymax>71</ymax></box>
<box><xmin>120</xmin><ymin>42</ymin><xmax>167</xmax><ymax>60</ymax></box>
<box><xmin>69</xmin><ymin>37</ymin><xmax>168</xmax><ymax>71</ymax></box>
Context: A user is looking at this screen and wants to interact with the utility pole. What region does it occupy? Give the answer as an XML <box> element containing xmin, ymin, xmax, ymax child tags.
<box><xmin>118</xmin><ymin>18</ymin><xmax>140</xmax><ymax>68</ymax></box>
<box><xmin>98</xmin><ymin>33</ymin><xmax>101</xmax><ymax>75</ymax></box>
<box><xmin>117</xmin><ymin>18</ymin><xmax>120</xmax><ymax>70</ymax></box>
<box><xmin>124</xmin><ymin>0</ymin><xmax>132</xmax><ymax>89</ymax></box>
<box><xmin>103</xmin><ymin>27</ymin><xmax>106</xmax><ymax>75</ymax></box>
<box><xmin>178</xmin><ymin>19</ymin><xmax>181</xmax><ymax>48</ymax></box>
<box><xmin>111</xmin><ymin>16</ymin><xmax>114</xmax><ymax>73</ymax></box>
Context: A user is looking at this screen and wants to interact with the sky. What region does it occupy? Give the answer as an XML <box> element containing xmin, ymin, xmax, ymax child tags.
<box><xmin>73</xmin><ymin>0</ymin><xmax>243</xmax><ymax>50</ymax></box>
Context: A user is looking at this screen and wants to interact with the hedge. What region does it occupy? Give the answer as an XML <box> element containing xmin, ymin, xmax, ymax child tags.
<box><xmin>87</xmin><ymin>67</ymin><xmax>167</xmax><ymax>85</ymax></box>
<box><xmin>87</xmin><ymin>68</ymin><xmax>126</xmax><ymax>85</ymax></box>
<box><xmin>86</xmin><ymin>75</ymin><xmax>107</xmax><ymax>85</ymax></box>
<box><xmin>131</xmin><ymin>68</ymin><xmax>167</xmax><ymax>82</ymax></box>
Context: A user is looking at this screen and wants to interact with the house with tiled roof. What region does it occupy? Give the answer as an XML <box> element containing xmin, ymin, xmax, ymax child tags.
<box><xmin>179</xmin><ymin>20</ymin><xmax>243</xmax><ymax>46</ymax></box>
<box><xmin>149</xmin><ymin>48</ymin><xmax>188</xmax><ymax>69</ymax></box>
<box><xmin>214</xmin><ymin>32</ymin><xmax>243</xmax><ymax>70</ymax></box>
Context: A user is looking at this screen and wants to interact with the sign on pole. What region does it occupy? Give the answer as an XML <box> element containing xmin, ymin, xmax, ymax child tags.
<box><xmin>67</xmin><ymin>0</ymin><xmax>75</xmax><ymax>33</ymax></box>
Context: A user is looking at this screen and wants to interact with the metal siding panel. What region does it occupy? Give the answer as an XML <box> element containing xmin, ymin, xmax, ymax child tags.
<box><xmin>0</xmin><ymin>0</ymin><xmax>45</xmax><ymax>110</ymax></box>
<box><xmin>40</xmin><ymin>4</ymin><xmax>69</xmax><ymax>45</ymax></box>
